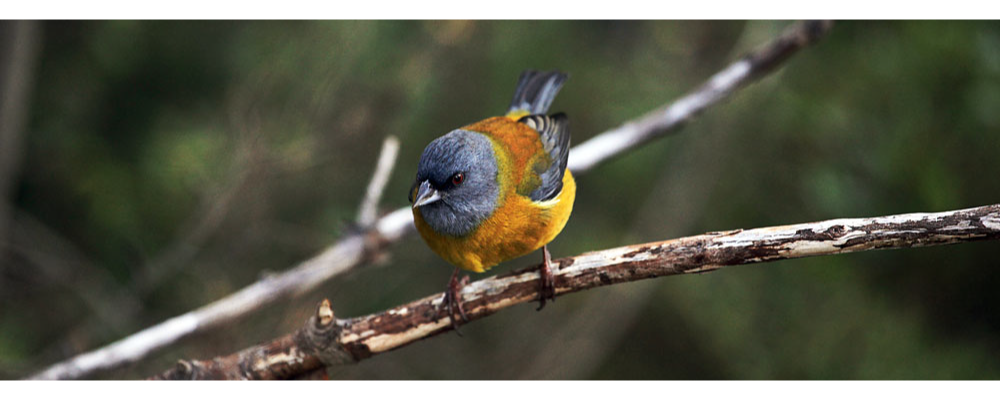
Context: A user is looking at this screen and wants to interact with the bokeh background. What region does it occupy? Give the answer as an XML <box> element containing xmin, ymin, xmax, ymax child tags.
<box><xmin>2</xmin><ymin>20</ymin><xmax>1000</xmax><ymax>379</ymax></box>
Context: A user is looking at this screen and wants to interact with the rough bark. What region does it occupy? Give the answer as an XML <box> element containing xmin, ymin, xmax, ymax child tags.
<box><xmin>152</xmin><ymin>203</ymin><xmax>1000</xmax><ymax>380</ymax></box>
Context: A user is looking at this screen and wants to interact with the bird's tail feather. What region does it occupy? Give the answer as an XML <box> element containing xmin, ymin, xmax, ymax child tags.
<box><xmin>506</xmin><ymin>70</ymin><xmax>568</xmax><ymax>117</ymax></box>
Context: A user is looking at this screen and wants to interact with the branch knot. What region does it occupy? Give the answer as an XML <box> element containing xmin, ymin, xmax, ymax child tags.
<box><xmin>295</xmin><ymin>299</ymin><xmax>356</xmax><ymax>367</ymax></box>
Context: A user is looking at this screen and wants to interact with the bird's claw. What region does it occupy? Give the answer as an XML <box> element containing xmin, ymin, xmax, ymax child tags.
<box><xmin>537</xmin><ymin>246</ymin><xmax>557</xmax><ymax>311</ymax></box>
<box><xmin>444</xmin><ymin>269</ymin><xmax>469</xmax><ymax>335</ymax></box>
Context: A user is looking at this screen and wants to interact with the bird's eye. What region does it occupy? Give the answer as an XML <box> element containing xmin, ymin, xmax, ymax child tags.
<box><xmin>451</xmin><ymin>173</ymin><xmax>465</xmax><ymax>185</ymax></box>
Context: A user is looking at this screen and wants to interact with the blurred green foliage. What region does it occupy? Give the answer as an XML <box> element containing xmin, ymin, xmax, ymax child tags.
<box><xmin>2</xmin><ymin>21</ymin><xmax>1000</xmax><ymax>379</ymax></box>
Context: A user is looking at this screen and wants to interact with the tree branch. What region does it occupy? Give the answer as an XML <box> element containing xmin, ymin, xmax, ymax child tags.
<box><xmin>357</xmin><ymin>136</ymin><xmax>400</xmax><ymax>228</ymax></box>
<box><xmin>30</xmin><ymin>20</ymin><xmax>834</xmax><ymax>380</ymax></box>
<box><xmin>151</xmin><ymin>203</ymin><xmax>1000</xmax><ymax>379</ymax></box>
<box><xmin>568</xmin><ymin>20</ymin><xmax>833</xmax><ymax>173</ymax></box>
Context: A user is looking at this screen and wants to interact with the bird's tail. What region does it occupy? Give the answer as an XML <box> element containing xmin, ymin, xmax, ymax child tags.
<box><xmin>506</xmin><ymin>70</ymin><xmax>568</xmax><ymax>118</ymax></box>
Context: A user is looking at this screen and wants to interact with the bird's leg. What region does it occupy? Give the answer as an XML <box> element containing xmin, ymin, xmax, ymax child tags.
<box><xmin>444</xmin><ymin>267</ymin><xmax>469</xmax><ymax>335</ymax></box>
<box><xmin>536</xmin><ymin>245</ymin><xmax>557</xmax><ymax>311</ymax></box>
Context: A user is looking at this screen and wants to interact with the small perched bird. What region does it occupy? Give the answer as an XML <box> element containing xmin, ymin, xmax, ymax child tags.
<box><xmin>409</xmin><ymin>70</ymin><xmax>575</xmax><ymax>330</ymax></box>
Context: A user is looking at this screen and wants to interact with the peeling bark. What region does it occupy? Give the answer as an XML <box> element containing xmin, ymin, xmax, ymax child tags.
<box><xmin>152</xmin><ymin>203</ymin><xmax>1000</xmax><ymax>380</ymax></box>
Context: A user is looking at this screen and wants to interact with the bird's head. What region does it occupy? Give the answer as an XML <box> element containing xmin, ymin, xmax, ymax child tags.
<box><xmin>409</xmin><ymin>129</ymin><xmax>500</xmax><ymax>237</ymax></box>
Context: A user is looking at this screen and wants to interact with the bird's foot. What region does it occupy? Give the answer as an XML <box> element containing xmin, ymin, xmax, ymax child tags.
<box><xmin>537</xmin><ymin>245</ymin><xmax>557</xmax><ymax>311</ymax></box>
<box><xmin>444</xmin><ymin>269</ymin><xmax>469</xmax><ymax>335</ymax></box>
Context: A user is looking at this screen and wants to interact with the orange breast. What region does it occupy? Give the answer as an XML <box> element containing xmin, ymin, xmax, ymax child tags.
<box><xmin>414</xmin><ymin>169</ymin><xmax>575</xmax><ymax>273</ymax></box>
<box><xmin>412</xmin><ymin>116</ymin><xmax>576</xmax><ymax>273</ymax></box>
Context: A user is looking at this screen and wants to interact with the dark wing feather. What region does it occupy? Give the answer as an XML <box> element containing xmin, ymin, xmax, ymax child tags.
<box><xmin>519</xmin><ymin>113</ymin><xmax>571</xmax><ymax>202</ymax></box>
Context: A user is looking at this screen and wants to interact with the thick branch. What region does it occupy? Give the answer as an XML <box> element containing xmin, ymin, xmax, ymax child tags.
<box><xmin>152</xmin><ymin>204</ymin><xmax>1000</xmax><ymax>380</ymax></box>
<box><xmin>31</xmin><ymin>20</ymin><xmax>833</xmax><ymax>380</ymax></box>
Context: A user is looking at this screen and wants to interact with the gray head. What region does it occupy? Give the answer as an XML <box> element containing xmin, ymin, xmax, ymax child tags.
<box><xmin>409</xmin><ymin>129</ymin><xmax>500</xmax><ymax>237</ymax></box>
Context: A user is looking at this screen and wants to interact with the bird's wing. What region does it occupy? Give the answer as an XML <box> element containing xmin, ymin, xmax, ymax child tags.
<box><xmin>518</xmin><ymin>113</ymin><xmax>570</xmax><ymax>202</ymax></box>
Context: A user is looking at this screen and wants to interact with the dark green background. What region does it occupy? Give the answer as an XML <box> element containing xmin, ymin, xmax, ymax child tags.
<box><xmin>2</xmin><ymin>21</ymin><xmax>1000</xmax><ymax>379</ymax></box>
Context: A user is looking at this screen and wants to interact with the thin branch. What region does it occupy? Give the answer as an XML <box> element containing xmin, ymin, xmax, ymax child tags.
<box><xmin>357</xmin><ymin>136</ymin><xmax>401</xmax><ymax>228</ymax></box>
<box><xmin>30</xmin><ymin>20</ymin><xmax>834</xmax><ymax>380</ymax></box>
<box><xmin>151</xmin><ymin>204</ymin><xmax>1000</xmax><ymax>379</ymax></box>
<box><xmin>26</xmin><ymin>172</ymin><xmax>413</xmax><ymax>381</ymax></box>
<box><xmin>569</xmin><ymin>20</ymin><xmax>833</xmax><ymax>173</ymax></box>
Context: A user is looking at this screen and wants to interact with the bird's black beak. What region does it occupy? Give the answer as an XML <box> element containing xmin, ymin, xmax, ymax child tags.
<box><xmin>411</xmin><ymin>180</ymin><xmax>441</xmax><ymax>209</ymax></box>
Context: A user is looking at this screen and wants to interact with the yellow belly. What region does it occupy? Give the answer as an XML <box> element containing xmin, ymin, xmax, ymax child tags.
<box><xmin>414</xmin><ymin>170</ymin><xmax>576</xmax><ymax>273</ymax></box>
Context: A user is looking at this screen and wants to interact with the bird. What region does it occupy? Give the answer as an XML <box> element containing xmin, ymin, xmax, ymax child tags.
<box><xmin>409</xmin><ymin>70</ymin><xmax>575</xmax><ymax>331</ymax></box>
